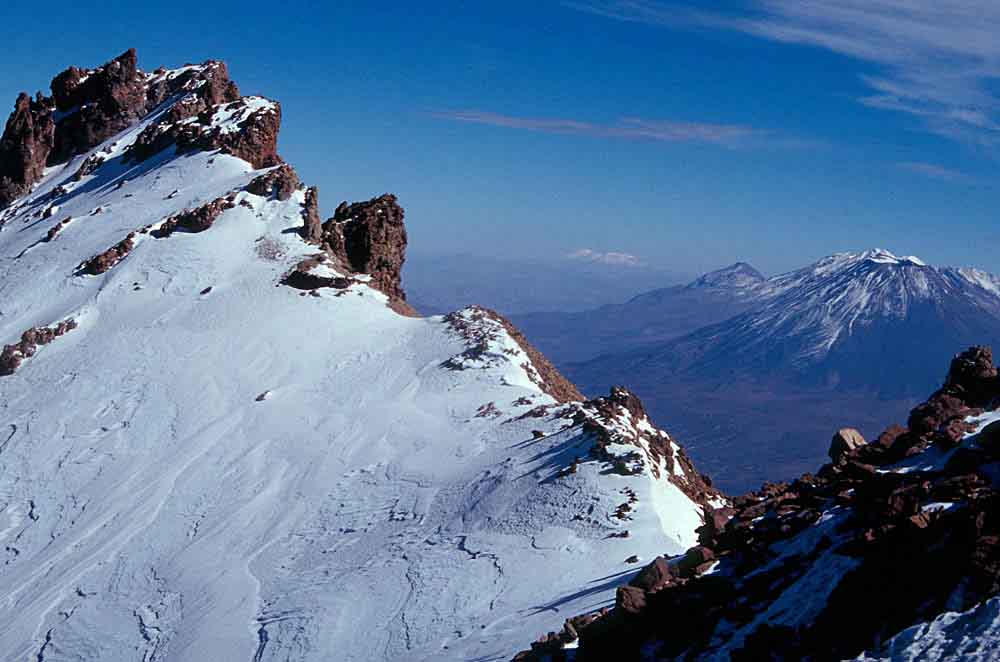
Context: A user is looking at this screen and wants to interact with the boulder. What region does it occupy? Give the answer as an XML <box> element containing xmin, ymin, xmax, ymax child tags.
<box><xmin>676</xmin><ymin>546</ymin><xmax>716</xmax><ymax>577</ymax></box>
<box><xmin>945</xmin><ymin>346</ymin><xmax>997</xmax><ymax>400</ymax></box>
<box><xmin>629</xmin><ymin>556</ymin><xmax>674</xmax><ymax>592</ymax></box>
<box><xmin>247</xmin><ymin>164</ymin><xmax>300</xmax><ymax>202</ymax></box>
<box><xmin>829</xmin><ymin>428</ymin><xmax>866</xmax><ymax>464</ymax></box>
<box><xmin>616</xmin><ymin>585</ymin><xmax>647</xmax><ymax>614</ymax></box>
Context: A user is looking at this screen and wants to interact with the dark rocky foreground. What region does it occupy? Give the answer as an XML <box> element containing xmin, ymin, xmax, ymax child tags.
<box><xmin>516</xmin><ymin>346</ymin><xmax>1000</xmax><ymax>660</ymax></box>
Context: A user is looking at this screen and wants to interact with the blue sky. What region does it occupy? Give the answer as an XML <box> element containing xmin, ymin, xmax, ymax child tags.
<box><xmin>2</xmin><ymin>0</ymin><xmax>998</xmax><ymax>276</ymax></box>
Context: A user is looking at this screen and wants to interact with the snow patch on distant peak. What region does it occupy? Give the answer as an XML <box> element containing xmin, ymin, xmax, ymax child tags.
<box><xmin>858</xmin><ymin>248</ymin><xmax>926</xmax><ymax>267</ymax></box>
<box><xmin>957</xmin><ymin>267</ymin><xmax>1000</xmax><ymax>297</ymax></box>
<box><xmin>687</xmin><ymin>261</ymin><xmax>765</xmax><ymax>292</ymax></box>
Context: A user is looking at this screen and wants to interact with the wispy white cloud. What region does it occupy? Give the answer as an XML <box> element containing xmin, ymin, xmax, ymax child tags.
<box><xmin>435</xmin><ymin>110</ymin><xmax>765</xmax><ymax>147</ymax></box>
<box><xmin>897</xmin><ymin>161</ymin><xmax>967</xmax><ymax>181</ymax></box>
<box><xmin>566</xmin><ymin>0</ymin><xmax>1000</xmax><ymax>145</ymax></box>
<box><xmin>568</xmin><ymin>248</ymin><xmax>642</xmax><ymax>266</ymax></box>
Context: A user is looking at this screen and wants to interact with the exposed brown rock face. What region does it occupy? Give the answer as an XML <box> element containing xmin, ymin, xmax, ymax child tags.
<box><xmin>299</xmin><ymin>186</ymin><xmax>323</xmax><ymax>242</ymax></box>
<box><xmin>152</xmin><ymin>194</ymin><xmax>236</xmax><ymax>238</ymax></box>
<box><xmin>129</xmin><ymin>98</ymin><xmax>282</xmax><ymax>169</ymax></box>
<box><xmin>0</xmin><ymin>319</ymin><xmax>77</xmax><ymax>376</ymax></box>
<box><xmin>44</xmin><ymin>217</ymin><xmax>71</xmax><ymax>242</ymax></box>
<box><xmin>0</xmin><ymin>93</ymin><xmax>55</xmax><ymax>207</ymax></box>
<box><xmin>79</xmin><ymin>233</ymin><xmax>137</xmax><ymax>275</ymax></box>
<box><xmin>829</xmin><ymin>427</ymin><xmax>866</xmax><ymax>463</ymax></box>
<box><xmin>515</xmin><ymin>345</ymin><xmax>1000</xmax><ymax>662</ymax></box>
<box><xmin>145</xmin><ymin>61</ymin><xmax>240</xmax><ymax>122</ymax></box>
<box><xmin>48</xmin><ymin>48</ymin><xmax>146</xmax><ymax>164</ymax></box>
<box><xmin>0</xmin><ymin>49</ymin><xmax>260</xmax><ymax>210</ymax></box>
<box><xmin>322</xmin><ymin>194</ymin><xmax>408</xmax><ymax>302</ymax></box>
<box><xmin>282</xmin><ymin>254</ymin><xmax>351</xmax><ymax>291</ymax></box>
<box><xmin>247</xmin><ymin>164</ymin><xmax>301</xmax><ymax>202</ymax></box>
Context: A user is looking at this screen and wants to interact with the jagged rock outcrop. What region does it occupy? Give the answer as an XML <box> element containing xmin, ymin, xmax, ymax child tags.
<box><xmin>145</xmin><ymin>60</ymin><xmax>240</xmax><ymax>122</ymax></box>
<box><xmin>0</xmin><ymin>49</ymin><xmax>413</xmax><ymax>316</ymax></box>
<box><xmin>829</xmin><ymin>427</ymin><xmax>866</xmax><ymax>464</ymax></box>
<box><xmin>79</xmin><ymin>232</ymin><xmax>137</xmax><ymax>275</ymax></box>
<box><xmin>129</xmin><ymin>96</ymin><xmax>281</xmax><ymax>168</ymax></box>
<box><xmin>515</xmin><ymin>345</ymin><xmax>1000</xmax><ymax>661</ymax></box>
<box><xmin>321</xmin><ymin>194</ymin><xmax>408</xmax><ymax>302</ymax></box>
<box><xmin>0</xmin><ymin>93</ymin><xmax>55</xmax><ymax>207</ymax></box>
<box><xmin>152</xmin><ymin>194</ymin><xmax>236</xmax><ymax>238</ymax></box>
<box><xmin>0</xmin><ymin>49</ymin><xmax>253</xmax><ymax>210</ymax></box>
<box><xmin>300</xmin><ymin>186</ymin><xmax>323</xmax><ymax>242</ymax></box>
<box><xmin>247</xmin><ymin>164</ymin><xmax>301</xmax><ymax>202</ymax></box>
<box><xmin>443</xmin><ymin>306</ymin><xmax>584</xmax><ymax>403</ymax></box>
<box><xmin>48</xmin><ymin>48</ymin><xmax>146</xmax><ymax>164</ymax></box>
<box><xmin>0</xmin><ymin>319</ymin><xmax>77</xmax><ymax>376</ymax></box>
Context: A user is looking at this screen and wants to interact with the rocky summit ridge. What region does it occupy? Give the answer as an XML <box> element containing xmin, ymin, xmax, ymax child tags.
<box><xmin>0</xmin><ymin>50</ymin><xmax>722</xmax><ymax>661</ymax></box>
<box><xmin>0</xmin><ymin>48</ymin><xmax>413</xmax><ymax>309</ymax></box>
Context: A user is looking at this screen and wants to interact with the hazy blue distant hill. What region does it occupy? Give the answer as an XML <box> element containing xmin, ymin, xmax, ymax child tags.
<box><xmin>405</xmin><ymin>252</ymin><xmax>687</xmax><ymax>315</ymax></box>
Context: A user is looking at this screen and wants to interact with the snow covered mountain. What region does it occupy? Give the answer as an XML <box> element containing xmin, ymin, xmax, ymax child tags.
<box><xmin>562</xmin><ymin>249</ymin><xmax>1000</xmax><ymax>492</ymax></box>
<box><xmin>510</xmin><ymin>262</ymin><xmax>766</xmax><ymax>364</ymax></box>
<box><xmin>518</xmin><ymin>346</ymin><xmax>1000</xmax><ymax>660</ymax></box>
<box><xmin>0</xmin><ymin>50</ymin><xmax>723</xmax><ymax>661</ymax></box>
<box><xmin>700</xmin><ymin>248</ymin><xmax>1000</xmax><ymax>389</ymax></box>
<box><xmin>578</xmin><ymin>248</ymin><xmax>1000</xmax><ymax>397</ymax></box>
<box><xmin>683</xmin><ymin>261</ymin><xmax>765</xmax><ymax>294</ymax></box>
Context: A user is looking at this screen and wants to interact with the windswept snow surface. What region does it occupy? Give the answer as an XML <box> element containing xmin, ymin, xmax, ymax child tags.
<box><xmin>856</xmin><ymin>598</ymin><xmax>1000</xmax><ymax>661</ymax></box>
<box><xmin>0</xmin><ymin>109</ymin><xmax>702</xmax><ymax>660</ymax></box>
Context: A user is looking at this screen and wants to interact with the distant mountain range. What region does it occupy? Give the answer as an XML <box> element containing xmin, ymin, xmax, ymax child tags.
<box><xmin>510</xmin><ymin>262</ymin><xmax>764</xmax><ymax>363</ymax></box>
<box><xmin>517</xmin><ymin>249</ymin><xmax>1000</xmax><ymax>492</ymax></box>
<box><xmin>405</xmin><ymin>252</ymin><xmax>687</xmax><ymax>316</ymax></box>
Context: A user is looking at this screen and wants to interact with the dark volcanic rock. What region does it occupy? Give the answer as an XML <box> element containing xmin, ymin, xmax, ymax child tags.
<box><xmin>322</xmin><ymin>194</ymin><xmax>408</xmax><ymax>301</ymax></box>
<box><xmin>0</xmin><ymin>319</ymin><xmax>77</xmax><ymax>376</ymax></box>
<box><xmin>49</xmin><ymin>48</ymin><xmax>146</xmax><ymax>164</ymax></box>
<box><xmin>829</xmin><ymin>427</ymin><xmax>866</xmax><ymax>464</ymax></box>
<box><xmin>145</xmin><ymin>61</ymin><xmax>240</xmax><ymax>121</ymax></box>
<box><xmin>152</xmin><ymin>195</ymin><xmax>236</xmax><ymax>238</ymax></box>
<box><xmin>282</xmin><ymin>255</ymin><xmax>351</xmax><ymax>291</ymax></box>
<box><xmin>247</xmin><ymin>164</ymin><xmax>301</xmax><ymax>202</ymax></box>
<box><xmin>0</xmin><ymin>49</ymin><xmax>266</xmax><ymax>210</ymax></box>
<box><xmin>130</xmin><ymin>98</ymin><xmax>282</xmax><ymax>169</ymax></box>
<box><xmin>0</xmin><ymin>93</ymin><xmax>55</xmax><ymax>207</ymax></box>
<box><xmin>945</xmin><ymin>345</ymin><xmax>998</xmax><ymax>402</ymax></box>
<box><xmin>79</xmin><ymin>232</ymin><xmax>137</xmax><ymax>275</ymax></box>
<box><xmin>299</xmin><ymin>186</ymin><xmax>322</xmax><ymax>242</ymax></box>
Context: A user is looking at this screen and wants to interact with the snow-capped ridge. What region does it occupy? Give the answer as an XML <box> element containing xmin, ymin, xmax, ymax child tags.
<box><xmin>0</xmin><ymin>49</ymin><xmax>718</xmax><ymax>662</ymax></box>
<box><xmin>857</xmin><ymin>248</ymin><xmax>927</xmax><ymax>266</ymax></box>
<box><xmin>656</xmin><ymin>248</ymin><xmax>1000</xmax><ymax>392</ymax></box>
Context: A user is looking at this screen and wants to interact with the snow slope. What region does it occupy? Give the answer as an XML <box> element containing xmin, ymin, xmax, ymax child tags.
<box><xmin>0</xmin><ymin>58</ymin><xmax>714</xmax><ymax>661</ymax></box>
